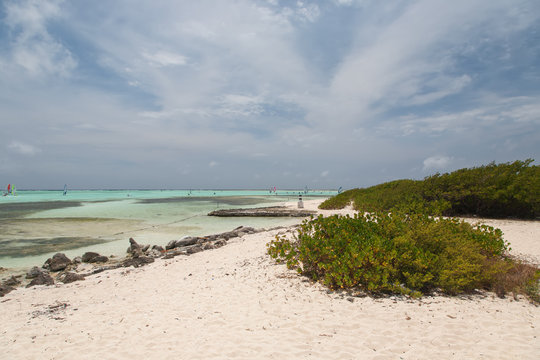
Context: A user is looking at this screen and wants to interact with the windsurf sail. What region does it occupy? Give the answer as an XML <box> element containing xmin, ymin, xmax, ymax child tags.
<box><xmin>4</xmin><ymin>184</ymin><xmax>15</xmax><ymax>196</ymax></box>
<box><xmin>338</xmin><ymin>186</ymin><xmax>343</xmax><ymax>194</ymax></box>
<box><xmin>63</xmin><ymin>184</ymin><xmax>67</xmax><ymax>196</ymax></box>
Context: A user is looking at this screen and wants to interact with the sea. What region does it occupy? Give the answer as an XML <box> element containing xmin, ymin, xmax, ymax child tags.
<box><xmin>0</xmin><ymin>189</ymin><xmax>335</xmax><ymax>271</ymax></box>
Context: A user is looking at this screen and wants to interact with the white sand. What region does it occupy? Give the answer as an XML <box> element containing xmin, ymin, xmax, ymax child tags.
<box><xmin>1</xmin><ymin>200</ymin><xmax>539</xmax><ymax>359</ymax></box>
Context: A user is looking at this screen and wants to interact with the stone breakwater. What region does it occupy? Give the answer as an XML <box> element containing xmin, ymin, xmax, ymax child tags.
<box><xmin>0</xmin><ymin>225</ymin><xmax>286</xmax><ymax>297</ymax></box>
<box><xmin>208</xmin><ymin>206</ymin><xmax>317</xmax><ymax>217</ymax></box>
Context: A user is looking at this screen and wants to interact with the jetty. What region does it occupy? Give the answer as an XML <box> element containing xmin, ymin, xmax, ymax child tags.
<box><xmin>208</xmin><ymin>206</ymin><xmax>316</xmax><ymax>217</ymax></box>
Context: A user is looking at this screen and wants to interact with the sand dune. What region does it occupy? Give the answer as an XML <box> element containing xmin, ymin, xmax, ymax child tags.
<box><xmin>1</xmin><ymin>200</ymin><xmax>539</xmax><ymax>359</ymax></box>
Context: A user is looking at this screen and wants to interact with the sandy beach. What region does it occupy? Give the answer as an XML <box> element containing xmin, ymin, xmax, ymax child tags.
<box><xmin>1</xmin><ymin>200</ymin><xmax>539</xmax><ymax>359</ymax></box>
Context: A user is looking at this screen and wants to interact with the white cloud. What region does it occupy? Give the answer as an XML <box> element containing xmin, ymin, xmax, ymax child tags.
<box><xmin>0</xmin><ymin>0</ymin><xmax>538</xmax><ymax>189</ymax></box>
<box><xmin>8</xmin><ymin>141</ymin><xmax>41</xmax><ymax>156</ymax></box>
<box><xmin>423</xmin><ymin>156</ymin><xmax>453</xmax><ymax>172</ymax></box>
<box><xmin>305</xmin><ymin>0</ymin><xmax>533</xmax><ymax>129</ymax></box>
<box><xmin>409</xmin><ymin>74</ymin><xmax>472</xmax><ymax>105</ymax></box>
<box><xmin>376</xmin><ymin>95</ymin><xmax>540</xmax><ymax>138</ymax></box>
<box><xmin>3</xmin><ymin>0</ymin><xmax>76</xmax><ymax>77</ymax></box>
<box><xmin>142</xmin><ymin>51</ymin><xmax>187</xmax><ymax>67</ymax></box>
<box><xmin>334</xmin><ymin>0</ymin><xmax>354</xmax><ymax>5</ymax></box>
<box><xmin>295</xmin><ymin>2</ymin><xmax>320</xmax><ymax>22</ymax></box>
<box><xmin>216</xmin><ymin>94</ymin><xmax>264</xmax><ymax>117</ymax></box>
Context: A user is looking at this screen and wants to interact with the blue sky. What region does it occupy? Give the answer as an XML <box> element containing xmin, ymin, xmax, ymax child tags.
<box><xmin>1</xmin><ymin>0</ymin><xmax>539</xmax><ymax>190</ymax></box>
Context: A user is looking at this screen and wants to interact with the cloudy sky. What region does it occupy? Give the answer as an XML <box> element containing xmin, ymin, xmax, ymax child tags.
<box><xmin>1</xmin><ymin>0</ymin><xmax>539</xmax><ymax>190</ymax></box>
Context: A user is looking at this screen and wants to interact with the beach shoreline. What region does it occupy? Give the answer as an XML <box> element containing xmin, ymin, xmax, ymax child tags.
<box><xmin>1</xmin><ymin>199</ymin><xmax>539</xmax><ymax>359</ymax></box>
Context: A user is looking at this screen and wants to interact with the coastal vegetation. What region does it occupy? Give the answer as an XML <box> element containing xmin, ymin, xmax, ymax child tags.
<box><xmin>268</xmin><ymin>160</ymin><xmax>540</xmax><ymax>301</ymax></box>
<box><xmin>320</xmin><ymin>159</ymin><xmax>539</xmax><ymax>219</ymax></box>
<box><xmin>268</xmin><ymin>212</ymin><xmax>539</xmax><ymax>301</ymax></box>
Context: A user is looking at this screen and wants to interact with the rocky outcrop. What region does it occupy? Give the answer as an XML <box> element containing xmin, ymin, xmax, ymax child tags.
<box><xmin>57</xmin><ymin>272</ymin><xmax>85</xmax><ymax>284</ymax></box>
<box><xmin>26</xmin><ymin>266</ymin><xmax>49</xmax><ymax>279</ymax></box>
<box><xmin>122</xmin><ymin>256</ymin><xmax>155</xmax><ymax>268</ymax></box>
<box><xmin>26</xmin><ymin>272</ymin><xmax>54</xmax><ymax>287</ymax></box>
<box><xmin>0</xmin><ymin>284</ymin><xmax>15</xmax><ymax>297</ymax></box>
<box><xmin>208</xmin><ymin>207</ymin><xmax>316</xmax><ymax>217</ymax></box>
<box><xmin>166</xmin><ymin>237</ymin><xmax>199</xmax><ymax>250</ymax></box>
<box><xmin>0</xmin><ymin>276</ymin><xmax>21</xmax><ymax>297</ymax></box>
<box><xmin>43</xmin><ymin>253</ymin><xmax>72</xmax><ymax>272</ymax></box>
<box><xmin>3</xmin><ymin>276</ymin><xmax>21</xmax><ymax>287</ymax></box>
<box><xmin>165</xmin><ymin>226</ymin><xmax>257</xmax><ymax>253</ymax></box>
<box><xmin>6</xmin><ymin>226</ymin><xmax>267</xmax><ymax>291</ymax></box>
<box><xmin>121</xmin><ymin>238</ymin><xmax>156</xmax><ymax>268</ymax></box>
<box><xmin>127</xmin><ymin>238</ymin><xmax>144</xmax><ymax>257</ymax></box>
<box><xmin>82</xmin><ymin>252</ymin><xmax>108</xmax><ymax>263</ymax></box>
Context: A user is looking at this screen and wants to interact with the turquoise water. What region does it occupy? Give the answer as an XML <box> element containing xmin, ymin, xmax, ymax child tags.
<box><xmin>0</xmin><ymin>189</ymin><xmax>335</xmax><ymax>270</ymax></box>
<box><xmin>0</xmin><ymin>189</ymin><xmax>335</xmax><ymax>203</ymax></box>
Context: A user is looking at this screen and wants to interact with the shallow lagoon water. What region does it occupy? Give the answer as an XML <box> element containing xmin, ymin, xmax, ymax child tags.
<box><xmin>0</xmin><ymin>190</ymin><xmax>334</xmax><ymax>270</ymax></box>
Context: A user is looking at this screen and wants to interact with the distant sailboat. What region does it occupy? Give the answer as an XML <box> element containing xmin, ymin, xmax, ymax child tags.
<box><xmin>3</xmin><ymin>184</ymin><xmax>15</xmax><ymax>196</ymax></box>
<box><xmin>63</xmin><ymin>184</ymin><xmax>68</xmax><ymax>196</ymax></box>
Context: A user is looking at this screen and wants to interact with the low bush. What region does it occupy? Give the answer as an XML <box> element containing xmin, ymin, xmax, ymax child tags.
<box><xmin>268</xmin><ymin>213</ymin><xmax>540</xmax><ymax>301</ymax></box>
<box><xmin>320</xmin><ymin>159</ymin><xmax>539</xmax><ymax>219</ymax></box>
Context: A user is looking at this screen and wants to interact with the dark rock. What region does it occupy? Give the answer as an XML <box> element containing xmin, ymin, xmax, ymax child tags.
<box><xmin>128</xmin><ymin>238</ymin><xmax>143</xmax><ymax>257</ymax></box>
<box><xmin>186</xmin><ymin>245</ymin><xmax>203</xmax><ymax>254</ymax></box>
<box><xmin>142</xmin><ymin>244</ymin><xmax>151</xmax><ymax>252</ymax></box>
<box><xmin>82</xmin><ymin>252</ymin><xmax>109</xmax><ymax>263</ymax></box>
<box><xmin>214</xmin><ymin>239</ymin><xmax>227</xmax><ymax>247</ymax></box>
<box><xmin>221</xmin><ymin>231</ymin><xmax>238</xmax><ymax>240</ymax></box>
<box><xmin>162</xmin><ymin>249</ymin><xmax>187</xmax><ymax>259</ymax></box>
<box><xmin>175</xmin><ymin>237</ymin><xmax>199</xmax><ymax>248</ymax></box>
<box><xmin>57</xmin><ymin>272</ymin><xmax>85</xmax><ymax>284</ymax></box>
<box><xmin>93</xmin><ymin>255</ymin><xmax>109</xmax><ymax>263</ymax></box>
<box><xmin>0</xmin><ymin>284</ymin><xmax>15</xmax><ymax>297</ymax></box>
<box><xmin>3</xmin><ymin>276</ymin><xmax>21</xmax><ymax>286</ymax></box>
<box><xmin>26</xmin><ymin>272</ymin><xmax>54</xmax><ymax>287</ymax></box>
<box><xmin>152</xmin><ymin>245</ymin><xmax>165</xmax><ymax>252</ymax></box>
<box><xmin>165</xmin><ymin>237</ymin><xmax>202</xmax><ymax>250</ymax></box>
<box><xmin>122</xmin><ymin>256</ymin><xmax>155</xmax><ymax>268</ymax></box>
<box><xmin>72</xmin><ymin>256</ymin><xmax>82</xmax><ymax>264</ymax></box>
<box><xmin>26</xmin><ymin>266</ymin><xmax>49</xmax><ymax>279</ymax></box>
<box><xmin>87</xmin><ymin>264</ymin><xmax>122</xmax><ymax>275</ymax></box>
<box><xmin>82</xmin><ymin>252</ymin><xmax>100</xmax><ymax>263</ymax></box>
<box><xmin>203</xmin><ymin>243</ymin><xmax>215</xmax><ymax>250</ymax></box>
<box><xmin>43</xmin><ymin>253</ymin><xmax>72</xmax><ymax>272</ymax></box>
<box><xmin>147</xmin><ymin>249</ymin><xmax>163</xmax><ymax>258</ymax></box>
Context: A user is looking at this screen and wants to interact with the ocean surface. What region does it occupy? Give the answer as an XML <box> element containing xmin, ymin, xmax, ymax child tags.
<box><xmin>0</xmin><ymin>189</ymin><xmax>335</xmax><ymax>270</ymax></box>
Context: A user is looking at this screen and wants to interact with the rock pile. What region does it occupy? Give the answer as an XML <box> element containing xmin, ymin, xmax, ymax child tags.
<box><xmin>0</xmin><ymin>225</ymin><xmax>267</xmax><ymax>296</ymax></box>
<box><xmin>208</xmin><ymin>207</ymin><xmax>316</xmax><ymax>217</ymax></box>
<box><xmin>163</xmin><ymin>226</ymin><xmax>259</xmax><ymax>258</ymax></box>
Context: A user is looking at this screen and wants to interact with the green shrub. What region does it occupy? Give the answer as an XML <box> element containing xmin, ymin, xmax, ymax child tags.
<box><xmin>318</xmin><ymin>189</ymin><xmax>357</xmax><ymax>210</ymax></box>
<box><xmin>268</xmin><ymin>213</ymin><xmax>538</xmax><ymax>301</ymax></box>
<box><xmin>320</xmin><ymin>159</ymin><xmax>539</xmax><ymax>219</ymax></box>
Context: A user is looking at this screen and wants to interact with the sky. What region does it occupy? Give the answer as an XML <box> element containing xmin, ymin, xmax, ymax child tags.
<box><xmin>0</xmin><ymin>0</ymin><xmax>539</xmax><ymax>190</ymax></box>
